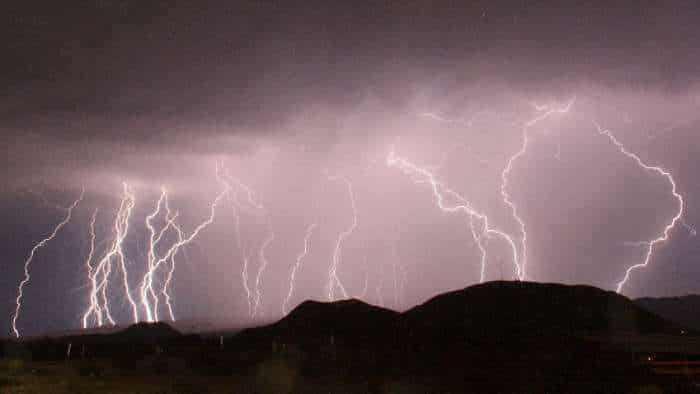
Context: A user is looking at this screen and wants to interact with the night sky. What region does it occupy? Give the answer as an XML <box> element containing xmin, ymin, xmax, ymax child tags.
<box><xmin>3</xmin><ymin>1</ymin><xmax>700</xmax><ymax>337</ymax></box>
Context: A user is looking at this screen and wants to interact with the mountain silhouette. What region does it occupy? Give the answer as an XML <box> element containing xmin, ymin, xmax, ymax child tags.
<box><xmin>4</xmin><ymin>281</ymin><xmax>691</xmax><ymax>392</ymax></box>
<box><xmin>636</xmin><ymin>294</ymin><xmax>700</xmax><ymax>331</ymax></box>
<box><xmin>236</xmin><ymin>298</ymin><xmax>399</xmax><ymax>348</ymax></box>
<box><xmin>231</xmin><ymin>281</ymin><xmax>680</xmax><ymax>355</ymax></box>
<box><xmin>404</xmin><ymin>281</ymin><xmax>679</xmax><ymax>341</ymax></box>
<box><xmin>113</xmin><ymin>321</ymin><xmax>181</xmax><ymax>343</ymax></box>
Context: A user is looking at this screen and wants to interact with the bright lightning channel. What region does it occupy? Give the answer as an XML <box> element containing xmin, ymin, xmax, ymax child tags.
<box><xmin>595</xmin><ymin>122</ymin><xmax>686</xmax><ymax>293</ymax></box>
<box><xmin>327</xmin><ymin>175</ymin><xmax>357</xmax><ymax>301</ymax></box>
<box><xmin>387</xmin><ymin>150</ymin><xmax>520</xmax><ymax>281</ymax></box>
<box><xmin>283</xmin><ymin>223</ymin><xmax>317</xmax><ymax>315</ymax></box>
<box><xmin>12</xmin><ymin>188</ymin><xmax>84</xmax><ymax>338</ymax></box>
<box><xmin>252</xmin><ymin>229</ymin><xmax>275</xmax><ymax>319</ymax></box>
<box><xmin>82</xmin><ymin>183</ymin><xmax>140</xmax><ymax>327</ymax></box>
<box><xmin>499</xmin><ymin>99</ymin><xmax>574</xmax><ymax>280</ymax></box>
<box><xmin>140</xmin><ymin>163</ymin><xmax>232</xmax><ymax>322</ymax></box>
<box><xmin>218</xmin><ymin>163</ymin><xmax>267</xmax><ymax>318</ymax></box>
<box><xmin>82</xmin><ymin>208</ymin><xmax>100</xmax><ymax>329</ymax></box>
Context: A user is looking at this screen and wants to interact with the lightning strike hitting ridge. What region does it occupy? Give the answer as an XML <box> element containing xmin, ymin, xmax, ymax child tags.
<box><xmin>241</xmin><ymin>253</ymin><xmax>253</xmax><ymax>317</ymax></box>
<box><xmin>82</xmin><ymin>183</ymin><xmax>140</xmax><ymax>327</ymax></box>
<box><xmin>499</xmin><ymin>99</ymin><xmax>574</xmax><ymax>280</ymax></box>
<box><xmin>283</xmin><ymin>223</ymin><xmax>317</xmax><ymax>315</ymax></box>
<box><xmin>218</xmin><ymin>164</ymin><xmax>265</xmax><ymax>318</ymax></box>
<box><xmin>81</xmin><ymin>208</ymin><xmax>100</xmax><ymax>329</ymax></box>
<box><xmin>140</xmin><ymin>187</ymin><xmax>184</xmax><ymax>322</ymax></box>
<box><xmin>158</xmin><ymin>196</ymin><xmax>182</xmax><ymax>322</ymax></box>
<box><xmin>141</xmin><ymin>163</ymin><xmax>232</xmax><ymax>322</ymax></box>
<box><xmin>140</xmin><ymin>188</ymin><xmax>171</xmax><ymax>323</ymax></box>
<box><xmin>469</xmin><ymin>214</ymin><xmax>489</xmax><ymax>282</ymax></box>
<box><xmin>12</xmin><ymin>188</ymin><xmax>84</xmax><ymax>338</ymax></box>
<box><xmin>594</xmin><ymin>123</ymin><xmax>686</xmax><ymax>293</ymax></box>
<box><xmin>228</xmin><ymin>199</ymin><xmax>252</xmax><ymax>316</ymax></box>
<box><xmin>327</xmin><ymin>176</ymin><xmax>357</xmax><ymax>301</ymax></box>
<box><xmin>387</xmin><ymin>150</ymin><xmax>520</xmax><ymax>281</ymax></box>
<box><xmin>252</xmin><ymin>230</ymin><xmax>275</xmax><ymax>319</ymax></box>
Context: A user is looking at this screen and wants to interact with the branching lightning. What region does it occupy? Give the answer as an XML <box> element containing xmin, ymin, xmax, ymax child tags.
<box><xmin>387</xmin><ymin>150</ymin><xmax>520</xmax><ymax>281</ymax></box>
<box><xmin>252</xmin><ymin>229</ymin><xmax>275</xmax><ymax>319</ymax></box>
<box><xmin>139</xmin><ymin>163</ymin><xmax>231</xmax><ymax>322</ymax></box>
<box><xmin>283</xmin><ymin>223</ymin><xmax>317</xmax><ymax>315</ymax></box>
<box><xmin>327</xmin><ymin>176</ymin><xmax>357</xmax><ymax>301</ymax></box>
<box><xmin>82</xmin><ymin>183</ymin><xmax>139</xmax><ymax>327</ymax></box>
<box><xmin>595</xmin><ymin>122</ymin><xmax>686</xmax><ymax>293</ymax></box>
<box><xmin>12</xmin><ymin>188</ymin><xmax>84</xmax><ymax>338</ymax></box>
<box><xmin>218</xmin><ymin>164</ymin><xmax>266</xmax><ymax>318</ymax></box>
<box><xmin>499</xmin><ymin>99</ymin><xmax>574</xmax><ymax>280</ymax></box>
<box><xmin>81</xmin><ymin>208</ymin><xmax>100</xmax><ymax>329</ymax></box>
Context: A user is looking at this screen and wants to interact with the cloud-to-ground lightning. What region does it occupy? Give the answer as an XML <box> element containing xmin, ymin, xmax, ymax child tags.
<box><xmin>140</xmin><ymin>188</ymin><xmax>172</xmax><ymax>323</ymax></box>
<box><xmin>157</xmin><ymin>195</ymin><xmax>182</xmax><ymax>322</ymax></box>
<box><xmin>499</xmin><ymin>99</ymin><xmax>574</xmax><ymax>280</ymax></box>
<box><xmin>469</xmin><ymin>214</ymin><xmax>488</xmax><ymax>282</ymax></box>
<box><xmin>241</xmin><ymin>253</ymin><xmax>253</xmax><ymax>317</ymax></box>
<box><xmin>218</xmin><ymin>163</ymin><xmax>267</xmax><ymax>318</ymax></box>
<box><xmin>81</xmin><ymin>208</ymin><xmax>100</xmax><ymax>329</ymax></box>
<box><xmin>140</xmin><ymin>163</ymin><xmax>232</xmax><ymax>322</ymax></box>
<box><xmin>595</xmin><ymin>122</ymin><xmax>686</xmax><ymax>293</ymax></box>
<box><xmin>358</xmin><ymin>242</ymin><xmax>370</xmax><ymax>299</ymax></box>
<box><xmin>12</xmin><ymin>188</ymin><xmax>84</xmax><ymax>338</ymax></box>
<box><xmin>283</xmin><ymin>223</ymin><xmax>317</xmax><ymax>315</ymax></box>
<box><xmin>82</xmin><ymin>183</ymin><xmax>140</xmax><ymax>327</ymax></box>
<box><xmin>387</xmin><ymin>150</ymin><xmax>520</xmax><ymax>281</ymax></box>
<box><xmin>252</xmin><ymin>229</ymin><xmax>275</xmax><ymax>319</ymax></box>
<box><xmin>327</xmin><ymin>176</ymin><xmax>357</xmax><ymax>301</ymax></box>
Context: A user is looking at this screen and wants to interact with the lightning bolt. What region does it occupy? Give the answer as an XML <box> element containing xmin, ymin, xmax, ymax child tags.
<box><xmin>327</xmin><ymin>176</ymin><xmax>357</xmax><ymax>301</ymax></box>
<box><xmin>217</xmin><ymin>163</ymin><xmax>265</xmax><ymax>318</ymax></box>
<box><xmin>283</xmin><ymin>223</ymin><xmax>317</xmax><ymax>315</ymax></box>
<box><xmin>358</xmin><ymin>243</ymin><xmax>370</xmax><ymax>299</ymax></box>
<box><xmin>83</xmin><ymin>183</ymin><xmax>140</xmax><ymax>327</ymax></box>
<box><xmin>141</xmin><ymin>163</ymin><xmax>231</xmax><ymax>322</ymax></box>
<box><xmin>595</xmin><ymin>122</ymin><xmax>686</xmax><ymax>293</ymax></box>
<box><xmin>469</xmin><ymin>214</ymin><xmax>488</xmax><ymax>282</ymax></box>
<box><xmin>387</xmin><ymin>150</ymin><xmax>520</xmax><ymax>281</ymax></box>
<box><xmin>252</xmin><ymin>229</ymin><xmax>275</xmax><ymax>319</ymax></box>
<box><xmin>241</xmin><ymin>253</ymin><xmax>253</xmax><ymax>317</ymax></box>
<box><xmin>139</xmin><ymin>187</ymin><xmax>184</xmax><ymax>323</ymax></box>
<box><xmin>158</xmin><ymin>195</ymin><xmax>182</xmax><ymax>322</ymax></box>
<box><xmin>140</xmin><ymin>188</ymin><xmax>171</xmax><ymax>323</ymax></box>
<box><xmin>499</xmin><ymin>99</ymin><xmax>574</xmax><ymax>280</ymax></box>
<box><xmin>81</xmin><ymin>208</ymin><xmax>101</xmax><ymax>329</ymax></box>
<box><xmin>228</xmin><ymin>197</ymin><xmax>251</xmax><ymax>316</ymax></box>
<box><xmin>12</xmin><ymin>188</ymin><xmax>84</xmax><ymax>338</ymax></box>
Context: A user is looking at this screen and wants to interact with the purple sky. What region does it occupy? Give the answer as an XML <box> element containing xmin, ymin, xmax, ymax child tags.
<box><xmin>2</xmin><ymin>1</ymin><xmax>700</xmax><ymax>337</ymax></box>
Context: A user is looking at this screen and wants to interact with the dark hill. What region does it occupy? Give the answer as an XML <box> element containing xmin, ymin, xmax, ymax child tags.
<box><xmin>234</xmin><ymin>281</ymin><xmax>680</xmax><ymax>353</ymax></box>
<box><xmin>56</xmin><ymin>321</ymin><xmax>182</xmax><ymax>346</ymax></box>
<box><xmin>229</xmin><ymin>281</ymin><xmax>680</xmax><ymax>392</ymax></box>
<box><xmin>404</xmin><ymin>281</ymin><xmax>680</xmax><ymax>344</ymax></box>
<box><xmin>279</xmin><ymin>298</ymin><xmax>399</xmax><ymax>330</ymax></box>
<box><xmin>636</xmin><ymin>294</ymin><xmax>700</xmax><ymax>331</ymax></box>
<box><xmin>5</xmin><ymin>282</ymin><xmax>692</xmax><ymax>392</ymax></box>
<box><xmin>236</xmin><ymin>298</ymin><xmax>399</xmax><ymax>348</ymax></box>
<box><xmin>112</xmin><ymin>321</ymin><xmax>181</xmax><ymax>343</ymax></box>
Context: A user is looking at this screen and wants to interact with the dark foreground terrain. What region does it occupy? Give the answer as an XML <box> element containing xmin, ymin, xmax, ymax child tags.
<box><xmin>2</xmin><ymin>281</ymin><xmax>700</xmax><ymax>393</ymax></box>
